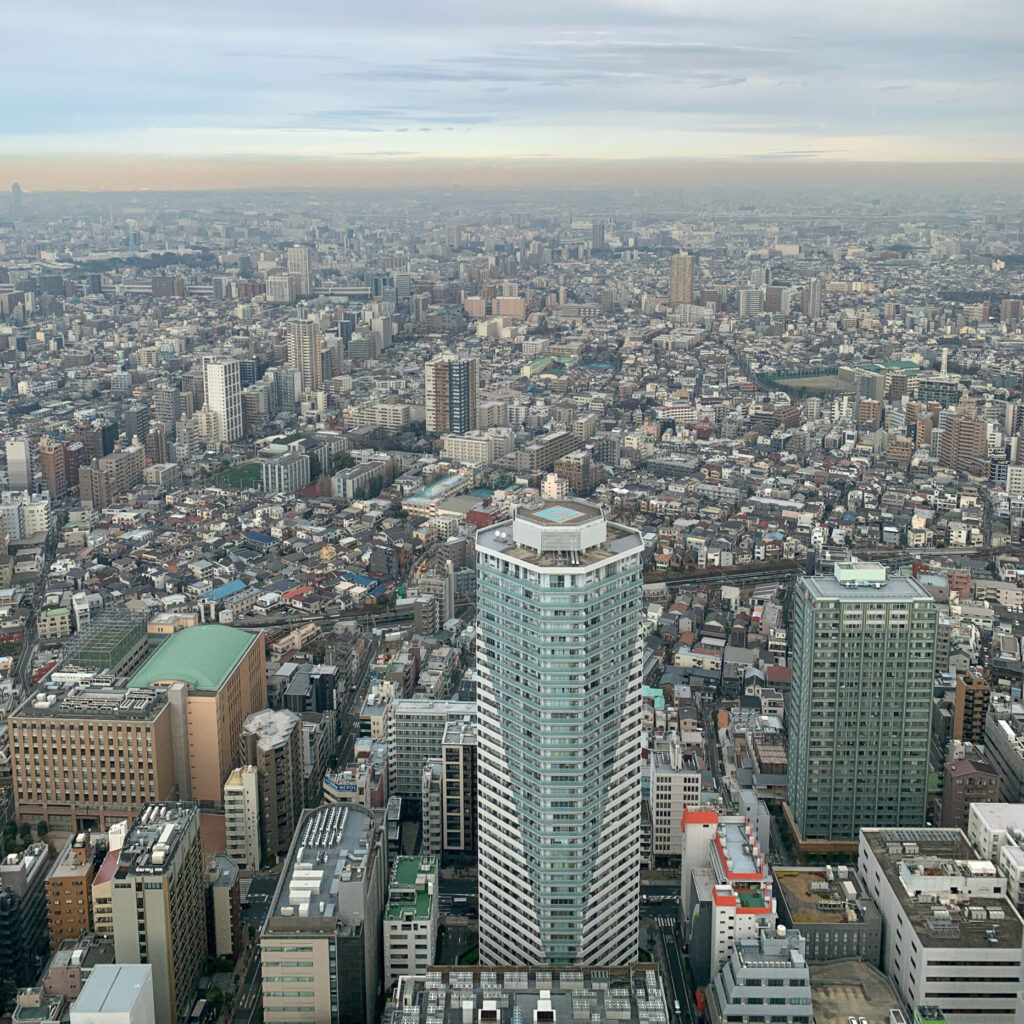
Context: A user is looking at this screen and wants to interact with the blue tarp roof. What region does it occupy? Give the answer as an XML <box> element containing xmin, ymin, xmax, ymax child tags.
<box><xmin>206</xmin><ymin>579</ymin><xmax>247</xmax><ymax>602</ymax></box>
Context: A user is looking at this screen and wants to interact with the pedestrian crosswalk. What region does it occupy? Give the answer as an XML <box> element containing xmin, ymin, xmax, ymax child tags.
<box><xmin>239</xmin><ymin>878</ymin><xmax>253</xmax><ymax>903</ymax></box>
<box><xmin>654</xmin><ymin>916</ymin><xmax>677</xmax><ymax>927</ymax></box>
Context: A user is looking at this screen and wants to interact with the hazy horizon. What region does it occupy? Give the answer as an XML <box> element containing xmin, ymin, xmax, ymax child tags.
<box><xmin>8</xmin><ymin>158</ymin><xmax>1024</xmax><ymax>194</ymax></box>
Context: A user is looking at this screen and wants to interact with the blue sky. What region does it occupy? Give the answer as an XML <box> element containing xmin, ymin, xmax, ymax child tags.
<box><xmin>4</xmin><ymin>0</ymin><xmax>1024</xmax><ymax>171</ymax></box>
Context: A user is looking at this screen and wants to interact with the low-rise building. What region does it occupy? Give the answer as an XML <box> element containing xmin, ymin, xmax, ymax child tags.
<box><xmin>967</xmin><ymin>803</ymin><xmax>1024</xmax><ymax>912</ymax></box>
<box><xmin>681</xmin><ymin>807</ymin><xmax>776</xmax><ymax>986</ymax></box>
<box><xmin>45</xmin><ymin>831</ymin><xmax>107</xmax><ymax>949</ymax></box>
<box><xmin>650</xmin><ymin>736</ymin><xmax>702</xmax><ymax>861</ymax></box>
<box><xmin>707</xmin><ymin>925</ymin><xmax>813</xmax><ymax>1024</ymax></box>
<box><xmin>772</xmin><ymin>864</ymin><xmax>882</xmax><ymax>965</ymax></box>
<box><xmin>69</xmin><ymin>963</ymin><xmax>156</xmax><ymax>1024</ymax></box>
<box><xmin>383</xmin><ymin>855</ymin><xmax>438</xmax><ymax>984</ymax></box>
<box><xmin>391</xmin><ymin>967</ymin><xmax>670</xmax><ymax>1024</ymax></box>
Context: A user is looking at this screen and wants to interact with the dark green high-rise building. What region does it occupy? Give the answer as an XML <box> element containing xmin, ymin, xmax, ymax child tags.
<box><xmin>789</xmin><ymin>562</ymin><xmax>937</xmax><ymax>841</ymax></box>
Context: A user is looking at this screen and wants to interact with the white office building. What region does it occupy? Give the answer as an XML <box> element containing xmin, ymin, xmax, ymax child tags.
<box><xmin>223</xmin><ymin>765</ymin><xmax>262</xmax><ymax>871</ymax></box>
<box><xmin>650</xmin><ymin>736</ymin><xmax>702</xmax><ymax>861</ymax></box>
<box><xmin>203</xmin><ymin>357</ymin><xmax>243</xmax><ymax>443</ymax></box>
<box><xmin>5</xmin><ymin>437</ymin><xmax>31</xmax><ymax>490</ymax></box>
<box><xmin>383</xmin><ymin>855</ymin><xmax>438</xmax><ymax>984</ymax></box>
<box><xmin>858</xmin><ymin>827</ymin><xmax>1024</xmax><ymax>1024</ymax></box>
<box><xmin>71</xmin><ymin>964</ymin><xmax>156</xmax><ymax>1024</ymax></box>
<box><xmin>968</xmin><ymin>803</ymin><xmax>1024</xmax><ymax>912</ymax></box>
<box><xmin>475</xmin><ymin>499</ymin><xmax>644</xmax><ymax>966</ymax></box>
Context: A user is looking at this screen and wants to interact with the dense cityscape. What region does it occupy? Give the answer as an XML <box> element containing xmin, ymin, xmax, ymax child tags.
<box><xmin>1</xmin><ymin>182</ymin><xmax>1024</xmax><ymax>1024</ymax></box>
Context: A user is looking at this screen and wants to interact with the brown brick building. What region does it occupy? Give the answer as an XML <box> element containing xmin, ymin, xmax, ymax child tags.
<box><xmin>11</xmin><ymin>686</ymin><xmax>177</xmax><ymax>833</ymax></box>
<box><xmin>45</xmin><ymin>832</ymin><xmax>104</xmax><ymax>948</ymax></box>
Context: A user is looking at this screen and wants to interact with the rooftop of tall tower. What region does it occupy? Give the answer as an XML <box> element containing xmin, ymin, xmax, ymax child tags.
<box><xmin>799</xmin><ymin>562</ymin><xmax>931</xmax><ymax>602</ymax></box>
<box><xmin>476</xmin><ymin>500</ymin><xmax>643</xmax><ymax>568</ymax></box>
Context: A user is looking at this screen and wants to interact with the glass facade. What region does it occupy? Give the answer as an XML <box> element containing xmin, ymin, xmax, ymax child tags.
<box><xmin>789</xmin><ymin>569</ymin><xmax>937</xmax><ymax>842</ymax></box>
<box><xmin>476</xmin><ymin>504</ymin><xmax>643</xmax><ymax>966</ymax></box>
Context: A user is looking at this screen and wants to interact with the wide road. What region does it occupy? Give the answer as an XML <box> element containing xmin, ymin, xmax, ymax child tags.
<box><xmin>659</xmin><ymin>918</ymin><xmax>695</xmax><ymax>1024</ymax></box>
<box><xmin>232</xmin><ymin>945</ymin><xmax>262</xmax><ymax>1024</ymax></box>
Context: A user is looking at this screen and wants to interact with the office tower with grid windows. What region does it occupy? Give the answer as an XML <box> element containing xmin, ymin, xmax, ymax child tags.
<box><xmin>475</xmin><ymin>500</ymin><xmax>644</xmax><ymax>965</ymax></box>
<box><xmin>788</xmin><ymin>562</ymin><xmax>937</xmax><ymax>842</ymax></box>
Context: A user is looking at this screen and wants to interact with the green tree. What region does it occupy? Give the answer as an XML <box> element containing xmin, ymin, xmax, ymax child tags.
<box><xmin>18</xmin><ymin>822</ymin><xmax>33</xmax><ymax>846</ymax></box>
<box><xmin>207</xmin><ymin>986</ymin><xmax>226</xmax><ymax>1016</ymax></box>
<box><xmin>36</xmin><ymin>821</ymin><xmax>48</xmax><ymax>839</ymax></box>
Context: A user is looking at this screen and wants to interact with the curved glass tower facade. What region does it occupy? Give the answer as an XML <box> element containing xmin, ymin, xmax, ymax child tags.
<box><xmin>475</xmin><ymin>500</ymin><xmax>644</xmax><ymax>966</ymax></box>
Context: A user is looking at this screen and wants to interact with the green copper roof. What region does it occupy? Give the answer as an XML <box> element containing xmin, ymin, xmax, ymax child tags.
<box><xmin>128</xmin><ymin>624</ymin><xmax>257</xmax><ymax>692</ymax></box>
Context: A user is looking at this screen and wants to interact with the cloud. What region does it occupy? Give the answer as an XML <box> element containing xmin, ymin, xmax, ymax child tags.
<box><xmin>2</xmin><ymin>0</ymin><xmax>1023</xmax><ymax>160</ymax></box>
<box><xmin>743</xmin><ymin>149</ymin><xmax>849</xmax><ymax>159</ymax></box>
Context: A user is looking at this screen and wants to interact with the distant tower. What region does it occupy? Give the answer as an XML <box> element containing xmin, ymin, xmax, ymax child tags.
<box><xmin>10</xmin><ymin>183</ymin><xmax>22</xmax><ymax>217</ymax></box>
<box><xmin>941</xmin><ymin>348</ymin><xmax>949</xmax><ymax>376</ymax></box>
<box><xmin>286</xmin><ymin>245</ymin><xmax>314</xmax><ymax>297</ymax></box>
<box><xmin>801</xmin><ymin>277</ymin><xmax>822</xmax><ymax>319</ymax></box>
<box><xmin>592</xmin><ymin>220</ymin><xmax>606</xmax><ymax>251</ymax></box>
<box><xmin>425</xmin><ymin>355</ymin><xmax>478</xmax><ymax>436</ymax></box>
<box><xmin>286</xmin><ymin>318</ymin><xmax>323</xmax><ymax>394</ymax></box>
<box><xmin>669</xmin><ymin>252</ymin><xmax>695</xmax><ymax>306</ymax></box>
<box><xmin>126</xmin><ymin>219</ymin><xmax>138</xmax><ymax>254</ymax></box>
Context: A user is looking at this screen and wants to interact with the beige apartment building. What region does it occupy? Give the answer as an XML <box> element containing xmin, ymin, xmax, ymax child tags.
<box><xmin>111</xmin><ymin>803</ymin><xmax>206</xmax><ymax>1024</ymax></box>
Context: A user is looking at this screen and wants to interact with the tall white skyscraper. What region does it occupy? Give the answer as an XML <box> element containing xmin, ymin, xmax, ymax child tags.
<box><xmin>475</xmin><ymin>500</ymin><xmax>644</xmax><ymax>966</ymax></box>
<box><xmin>202</xmin><ymin>357</ymin><xmax>243</xmax><ymax>443</ymax></box>
<box><xmin>5</xmin><ymin>438</ymin><xmax>31</xmax><ymax>490</ymax></box>
<box><xmin>286</xmin><ymin>245</ymin><xmax>313</xmax><ymax>297</ymax></box>
<box><xmin>286</xmin><ymin>318</ymin><xmax>323</xmax><ymax>395</ymax></box>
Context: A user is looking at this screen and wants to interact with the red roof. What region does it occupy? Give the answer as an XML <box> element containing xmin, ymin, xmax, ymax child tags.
<box><xmin>681</xmin><ymin>807</ymin><xmax>719</xmax><ymax>831</ymax></box>
<box><xmin>93</xmin><ymin>849</ymin><xmax>120</xmax><ymax>888</ymax></box>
